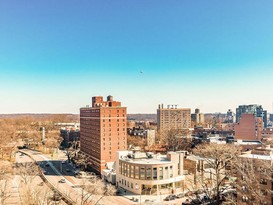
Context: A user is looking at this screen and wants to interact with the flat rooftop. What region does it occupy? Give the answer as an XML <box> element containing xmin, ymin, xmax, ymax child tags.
<box><xmin>240</xmin><ymin>154</ymin><xmax>273</xmax><ymax>160</ymax></box>
<box><xmin>119</xmin><ymin>155</ymin><xmax>172</xmax><ymax>165</ymax></box>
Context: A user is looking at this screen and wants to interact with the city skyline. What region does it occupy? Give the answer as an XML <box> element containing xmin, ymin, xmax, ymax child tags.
<box><xmin>1</xmin><ymin>1</ymin><xmax>273</xmax><ymax>114</ymax></box>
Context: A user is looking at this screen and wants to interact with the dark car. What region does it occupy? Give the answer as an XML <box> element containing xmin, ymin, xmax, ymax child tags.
<box><xmin>164</xmin><ymin>195</ymin><xmax>176</xmax><ymax>201</ymax></box>
<box><xmin>190</xmin><ymin>199</ymin><xmax>203</xmax><ymax>204</ymax></box>
<box><xmin>182</xmin><ymin>198</ymin><xmax>204</xmax><ymax>205</ymax></box>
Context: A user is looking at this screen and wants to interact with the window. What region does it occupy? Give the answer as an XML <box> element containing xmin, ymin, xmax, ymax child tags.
<box><xmin>140</xmin><ymin>167</ymin><xmax>145</xmax><ymax>179</ymax></box>
<box><xmin>261</xmin><ymin>189</ymin><xmax>267</xmax><ymax>196</ymax></box>
<box><xmin>146</xmin><ymin>168</ymin><xmax>151</xmax><ymax>180</ymax></box>
<box><xmin>242</xmin><ymin>196</ymin><xmax>248</xmax><ymax>202</ymax></box>
<box><xmin>170</xmin><ymin>166</ymin><xmax>173</xmax><ymax>178</ymax></box>
<box><xmin>260</xmin><ymin>179</ymin><xmax>267</xmax><ymax>185</ymax></box>
<box><xmin>130</xmin><ymin>165</ymin><xmax>134</xmax><ymax>178</ymax></box>
<box><xmin>165</xmin><ymin>167</ymin><xmax>168</xmax><ymax>179</ymax></box>
<box><xmin>124</xmin><ymin>164</ymin><xmax>127</xmax><ymax>176</ymax></box>
<box><xmin>121</xmin><ymin>163</ymin><xmax>124</xmax><ymax>175</ymax></box>
<box><xmin>159</xmin><ymin>167</ymin><xmax>163</xmax><ymax>180</ymax></box>
<box><xmin>135</xmin><ymin>166</ymin><xmax>139</xmax><ymax>179</ymax></box>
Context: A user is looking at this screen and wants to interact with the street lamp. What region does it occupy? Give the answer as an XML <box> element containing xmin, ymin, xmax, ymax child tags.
<box><xmin>135</xmin><ymin>183</ymin><xmax>141</xmax><ymax>205</ymax></box>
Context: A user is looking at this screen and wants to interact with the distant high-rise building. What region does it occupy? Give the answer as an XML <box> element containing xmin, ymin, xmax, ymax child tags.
<box><xmin>270</xmin><ymin>114</ymin><xmax>273</xmax><ymax>122</ymax></box>
<box><xmin>80</xmin><ymin>95</ymin><xmax>127</xmax><ymax>174</ymax></box>
<box><xmin>226</xmin><ymin>109</ymin><xmax>235</xmax><ymax>123</ymax></box>
<box><xmin>191</xmin><ymin>108</ymin><xmax>204</xmax><ymax>126</ymax></box>
<box><xmin>234</xmin><ymin>114</ymin><xmax>263</xmax><ymax>141</ymax></box>
<box><xmin>236</xmin><ymin>104</ymin><xmax>267</xmax><ymax>128</ymax></box>
<box><xmin>157</xmin><ymin>104</ymin><xmax>191</xmax><ymax>131</ymax></box>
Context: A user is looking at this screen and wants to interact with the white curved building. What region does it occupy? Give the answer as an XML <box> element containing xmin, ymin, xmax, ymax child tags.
<box><xmin>116</xmin><ymin>151</ymin><xmax>186</xmax><ymax>195</ymax></box>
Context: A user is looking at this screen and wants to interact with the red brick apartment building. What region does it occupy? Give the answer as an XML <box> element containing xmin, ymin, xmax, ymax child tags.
<box><xmin>80</xmin><ymin>95</ymin><xmax>127</xmax><ymax>173</ymax></box>
<box><xmin>234</xmin><ymin>114</ymin><xmax>263</xmax><ymax>141</ymax></box>
<box><xmin>237</xmin><ymin>146</ymin><xmax>273</xmax><ymax>205</ymax></box>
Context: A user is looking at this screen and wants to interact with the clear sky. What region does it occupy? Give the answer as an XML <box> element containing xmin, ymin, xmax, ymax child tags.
<box><xmin>1</xmin><ymin>0</ymin><xmax>273</xmax><ymax>114</ymax></box>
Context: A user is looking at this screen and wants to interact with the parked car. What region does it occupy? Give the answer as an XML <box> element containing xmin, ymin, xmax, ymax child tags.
<box><xmin>185</xmin><ymin>191</ymin><xmax>194</xmax><ymax>196</ymax></box>
<box><xmin>177</xmin><ymin>193</ymin><xmax>185</xmax><ymax>198</ymax></box>
<box><xmin>66</xmin><ymin>169</ymin><xmax>71</xmax><ymax>172</ymax></box>
<box><xmin>52</xmin><ymin>192</ymin><xmax>62</xmax><ymax>201</ymax></box>
<box><xmin>164</xmin><ymin>195</ymin><xmax>176</xmax><ymax>201</ymax></box>
<box><xmin>45</xmin><ymin>163</ymin><xmax>50</xmax><ymax>167</ymax></box>
<box><xmin>59</xmin><ymin>179</ymin><xmax>65</xmax><ymax>183</ymax></box>
<box><xmin>189</xmin><ymin>198</ymin><xmax>203</xmax><ymax>205</ymax></box>
<box><xmin>182</xmin><ymin>199</ymin><xmax>191</xmax><ymax>205</ymax></box>
<box><xmin>38</xmin><ymin>182</ymin><xmax>44</xmax><ymax>186</ymax></box>
<box><xmin>220</xmin><ymin>189</ymin><xmax>237</xmax><ymax>201</ymax></box>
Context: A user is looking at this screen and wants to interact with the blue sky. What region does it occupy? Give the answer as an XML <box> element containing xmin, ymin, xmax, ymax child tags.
<box><xmin>0</xmin><ymin>0</ymin><xmax>273</xmax><ymax>114</ymax></box>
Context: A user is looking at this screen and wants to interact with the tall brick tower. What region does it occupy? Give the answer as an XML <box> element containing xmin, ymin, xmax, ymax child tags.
<box><xmin>80</xmin><ymin>95</ymin><xmax>127</xmax><ymax>174</ymax></box>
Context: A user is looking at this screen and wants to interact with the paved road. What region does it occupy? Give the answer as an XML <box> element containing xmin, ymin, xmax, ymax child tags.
<box><xmin>20</xmin><ymin>149</ymin><xmax>135</xmax><ymax>205</ymax></box>
<box><xmin>15</xmin><ymin>152</ymin><xmax>67</xmax><ymax>205</ymax></box>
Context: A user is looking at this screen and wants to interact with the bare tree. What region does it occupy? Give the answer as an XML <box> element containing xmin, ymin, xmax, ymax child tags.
<box><xmin>76</xmin><ymin>177</ymin><xmax>116</xmax><ymax>205</ymax></box>
<box><xmin>20</xmin><ymin>180</ymin><xmax>56</xmax><ymax>205</ymax></box>
<box><xmin>16</xmin><ymin>162</ymin><xmax>40</xmax><ymax>184</ymax></box>
<box><xmin>0</xmin><ymin>164</ymin><xmax>12</xmax><ymax>205</ymax></box>
<box><xmin>0</xmin><ymin>180</ymin><xmax>10</xmax><ymax>205</ymax></box>
<box><xmin>159</xmin><ymin>128</ymin><xmax>191</xmax><ymax>152</ymax></box>
<box><xmin>192</xmin><ymin>143</ymin><xmax>240</xmax><ymax>204</ymax></box>
<box><xmin>127</xmin><ymin>135</ymin><xmax>146</xmax><ymax>150</ymax></box>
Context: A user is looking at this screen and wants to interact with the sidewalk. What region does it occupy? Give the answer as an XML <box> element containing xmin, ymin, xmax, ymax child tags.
<box><xmin>117</xmin><ymin>188</ymin><xmax>186</xmax><ymax>205</ymax></box>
